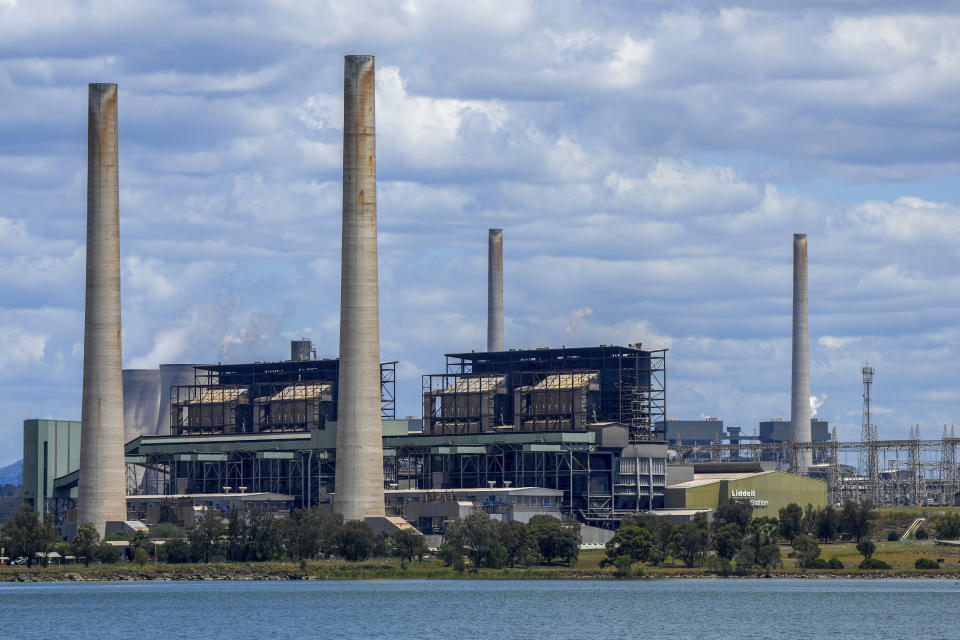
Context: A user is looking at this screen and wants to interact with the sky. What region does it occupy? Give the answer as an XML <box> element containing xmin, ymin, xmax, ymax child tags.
<box><xmin>2</xmin><ymin>1</ymin><xmax>960</xmax><ymax>466</ymax></box>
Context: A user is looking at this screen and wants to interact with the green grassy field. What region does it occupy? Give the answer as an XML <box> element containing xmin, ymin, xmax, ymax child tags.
<box><xmin>3</xmin><ymin>542</ymin><xmax>960</xmax><ymax>582</ymax></box>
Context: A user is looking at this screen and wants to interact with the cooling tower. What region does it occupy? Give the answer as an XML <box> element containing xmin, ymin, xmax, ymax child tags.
<box><xmin>122</xmin><ymin>369</ymin><xmax>161</xmax><ymax>443</ymax></box>
<box><xmin>791</xmin><ymin>233</ymin><xmax>812</xmax><ymax>473</ymax></box>
<box><xmin>334</xmin><ymin>55</ymin><xmax>385</xmax><ymax>520</ymax></box>
<box><xmin>77</xmin><ymin>83</ymin><xmax>127</xmax><ymax>535</ymax></box>
<box><xmin>487</xmin><ymin>229</ymin><xmax>504</xmax><ymax>352</ymax></box>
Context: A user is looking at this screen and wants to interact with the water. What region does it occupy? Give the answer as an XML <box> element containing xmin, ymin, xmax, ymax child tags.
<box><xmin>1</xmin><ymin>579</ymin><xmax>957</xmax><ymax>639</ymax></box>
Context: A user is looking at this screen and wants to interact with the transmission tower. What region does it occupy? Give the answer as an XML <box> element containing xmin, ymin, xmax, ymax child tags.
<box><xmin>859</xmin><ymin>365</ymin><xmax>879</xmax><ymax>503</ymax></box>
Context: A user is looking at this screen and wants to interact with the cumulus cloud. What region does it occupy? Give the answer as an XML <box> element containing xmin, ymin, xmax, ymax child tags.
<box><xmin>4</xmin><ymin>1</ymin><xmax>960</xmax><ymax>463</ymax></box>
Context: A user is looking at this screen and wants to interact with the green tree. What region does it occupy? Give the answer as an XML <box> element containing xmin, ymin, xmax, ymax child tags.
<box><xmin>188</xmin><ymin>509</ymin><xmax>225</xmax><ymax>563</ymax></box>
<box><xmin>94</xmin><ymin>541</ymin><xmax>120</xmax><ymax>564</ymax></box>
<box><xmin>934</xmin><ymin>513</ymin><xmax>960</xmax><ymax>540</ymax></box>
<box><xmin>601</xmin><ymin>526</ymin><xmax>653</xmax><ymax>567</ymax></box>
<box><xmin>499</xmin><ymin>521</ymin><xmax>538</xmax><ymax>567</ymax></box>
<box><xmin>392</xmin><ymin>528</ymin><xmax>427</xmax><ymax>565</ymax></box>
<box><xmin>438</xmin><ymin>543</ymin><xmax>458</xmax><ymax>567</ymax></box>
<box><xmin>0</xmin><ymin>504</ymin><xmax>56</xmax><ymax>567</ymax></box>
<box><xmin>528</xmin><ymin>515</ymin><xmax>579</xmax><ymax>566</ymax></box>
<box><xmin>712</xmin><ymin>523</ymin><xmax>742</xmax><ymax>560</ymax></box>
<box><xmin>856</xmin><ymin>540</ymin><xmax>876</xmax><ymax>561</ymax></box>
<box><xmin>223</xmin><ymin>507</ymin><xmax>247</xmax><ymax>561</ymax></box>
<box><xmin>286</xmin><ymin>507</ymin><xmax>341</xmax><ymax>561</ymax></box>
<box><xmin>815</xmin><ymin>506</ymin><xmax>838</xmax><ymax>543</ymax></box>
<box><xmin>801</xmin><ymin>504</ymin><xmax>818</xmax><ymax>536</ymax></box>
<box><xmin>744</xmin><ymin>517</ymin><xmax>779</xmax><ymax>564</ymax></box>
<box><xmin>243</xmin><ymin>509</ymin><xmax>283</xmax><ymax>561</ymax></box>
<box><xmin>160</xmin><ymin>538</ymin><xmax>193</xmax><ymax>563</ymax></box>
<box><xmin>670</xmin><ymin>518</ymin><xmax>711</xmax><ymax>568</ymax></box>
<box><xmin>756</xmin><ymin>544</ymin><xmax>782</xmax><ymax>570</ymax></box>
<box><xmin>778</xmin><ymin>503</ymin><xmax>803</xmax><ymax>541</ymax></box>
<box><xmin>70</xmin><ymin>523</ymin><xmax>101</xmax><ymax>566</ymax></box>
<box><xmin>713</xmin><ymin>500</ymin><xmax>753</xmax><ymax>535</ymax></box>
<box><xmin>444</xmin><ymin>511</ymin><xmax>507</xmax><ymax>570</ymax></box>
<box><xmin>133</xmin><ymin>546</ymin><xmax>149</xmax><ymax>566</ymax></box>
<box><xmin>791</xmin><ymin>534</ymin><xmax>820</xmax><ymax>568</ymax></box>
<box><xmin>733</xmin><ymin>546</ymin><xmax>756</xmax><ymax>575</ymax></box>
<box><xmin>148</xmin><ymin>522</ymin><xmax>178</xmax><ymax>538</ymax></box>
<box><xmin>333</xmin><ymin>520</ymin><xmax>377</xmax><ymax>562</ymax></box>
<box><xmin>839</xmin><ymin>501</ymin><xmax>873</xmax><ymax>543</ymax></box>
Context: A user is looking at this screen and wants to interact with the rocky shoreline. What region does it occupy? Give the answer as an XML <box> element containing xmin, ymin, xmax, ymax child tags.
<box><xmin>4</xmin><ymin>563</ymin><xmax>960</xmax><ymax>582</ymax></box>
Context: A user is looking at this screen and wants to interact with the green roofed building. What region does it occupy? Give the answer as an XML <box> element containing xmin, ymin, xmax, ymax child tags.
<box><xmin>665</xmin><ymin>469</ymin><xmax>826</xmax><ymax>514</ymax></box>
<box><xmin>22</xmin><ymin>419</ymin><xmax>82</xmax><ymax>518</ymax></box>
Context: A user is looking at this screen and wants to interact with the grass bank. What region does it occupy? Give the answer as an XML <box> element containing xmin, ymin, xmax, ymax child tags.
<box><xmin>4</xmin><ymin>544</ymin><xmax>960</xmax><ymax>582</ymax></box>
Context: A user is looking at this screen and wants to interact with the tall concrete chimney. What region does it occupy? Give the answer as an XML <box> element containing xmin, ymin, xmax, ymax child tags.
<box><xmin>487</xmin><ymin>228</ymin><xmax>504</xmax><ymax>352</ymax></box>
<box><xmin>77</xmin><ymin>83</ymin><xmax>127</xmax><ymax>534</ymax></box>
<box><xmin>334</xmin><ymin>55</ymin><xmax>385</xmax><ymax>520</ymax></box>
<box><xmin>791</xmin><ymin>233</ymin><xmax>812</xmax><ymax>473</ymax></box>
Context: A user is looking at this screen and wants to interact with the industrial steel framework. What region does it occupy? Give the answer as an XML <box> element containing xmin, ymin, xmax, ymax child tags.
<box><xmin>438</xmin><ymin>345</ymin><xmax>667</xmax><ymax>442</ymax></box>
<box><xmin>674</xmin><ymin>431</ymin><xmax>960</xmax><ymax>507</ymax></box>
<box><xmin>121</xmin><ymin>438</ymin><xmax>665</xmax><ymax>528</ymax></box>
<box><xmin>169</xmin><ymin>360</ymin><xmax>397</xmax><ymax>435</ymax></box>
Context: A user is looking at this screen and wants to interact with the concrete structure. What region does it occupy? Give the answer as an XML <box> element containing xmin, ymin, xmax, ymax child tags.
<box><xmin>487</xmin><ymin>228</ymin><xmax>504</xmax><ymax>352</ymax></box>
<box><xmin>759</xmin><ymin>419</ymin><xmax>829</xmax><ymax>444</ymax></box>
<box><xmin>122</xmin><ymin>369</ymin><xmax>162</xmax><ymax>443</ymax></box>
<box><xmin>22</xmin><ymin>420</ymin><xmax>81</xmax><ymax>517</ymax></box>
<box><xmin>791</xmin><ymin>233</ymin><xmax>812</xmax><ymax>473</ymax></box>
<box><xmin>77</xmin><ymin>83</ymin><xmax>127</xmax><ymax>535</ymax></box>
<box><xmin>384</xmin><ymin>486</ymin><xmax>563</xmax><ymax>534</ymax></box>
<box><xmin>335</xmin><ymin>55</ymin><xmax>385</xmax><ymax>520</ymax></box>
<box><xmin>658</xmin><ymin>418</ymin><xmax>725</xmax><ymax>446</ymax></box>
<box><xmin>127</xmin><ymin>492</ymin><xmax>294</xmax><ymax>533</ymax></box>
<box><xmin>666</xmin><ymin>469</ymin><xmax>826</xmax><ymax>514</ymax></box>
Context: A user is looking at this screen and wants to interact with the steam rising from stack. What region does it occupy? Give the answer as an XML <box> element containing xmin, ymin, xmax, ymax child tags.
<box><xmin>77</xmin><ymin>83</ymin><xmax>127</xmax><ymax>534</ymax></box>
<box><xmin>487</xmin><ymin>228</ymin><xmax>504</xmax><ymax>352</ymax></box>
<box><xmin>791</xmin><ymin>233</ymin><xmax>812</xmax><ymax>473</ymax></box>
<box><xmin>333</xmin><ymin>55</ymin><xmax>385</xmax><ymax>520</ymax></box>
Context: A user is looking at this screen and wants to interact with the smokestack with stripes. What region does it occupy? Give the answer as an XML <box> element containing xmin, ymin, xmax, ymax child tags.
<box><xmin>791</xmin><ymin>233</ymin><xmax>812</xmax><ymax>473</ymax></box>
<box><xmin>487</xmin><ymin>228</ymin><xmax>504</xmax><ymax>352</ymax></box>
<box><xmin>334</xmin><ymin>55</ymin><xmax>385</xmax><ymax>520</ymax></box>
<box><xmin>77</xmin><ymin>83</ymin><xmax>127</xmax><ymax>535</ymax></box>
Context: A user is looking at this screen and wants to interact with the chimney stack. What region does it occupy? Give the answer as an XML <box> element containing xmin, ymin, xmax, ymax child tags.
<box><xmin>791</xmin><ymin>233</ymin><xmax>812</xmax><ymax>473</ymax></box>
<box><xmin>77</xmin><ymin>83</ymin><xmax>127</xmax><ymax>535</ymax></box>
<box><xmin>334</xmin><ymin>56</ymin><xmax>385</xmax><ymax>520</ymax></box>
<box><xmin>487</xmin><ymin>228</ymin><xmax>504</xmax><ymax>352</ymax></box>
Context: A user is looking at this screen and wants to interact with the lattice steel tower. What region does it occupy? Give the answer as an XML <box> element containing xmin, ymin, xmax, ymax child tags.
<box><xmin>860</xmin><ymin>365</ymin><xmax>878</xmax><ymax>503</ymax></box>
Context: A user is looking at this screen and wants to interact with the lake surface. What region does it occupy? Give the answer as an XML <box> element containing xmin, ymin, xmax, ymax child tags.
<box><xmin>2</xmin><ymin>579</ymin><xmax>957</xmax><ymax>639</ymax></box>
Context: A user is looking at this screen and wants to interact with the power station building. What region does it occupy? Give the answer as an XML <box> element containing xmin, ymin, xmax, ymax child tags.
<box><xmin>665</xmin><ymin>464</ymin><xmax>827</xmax><ymax>514</ymax></box>
<box><xmin>29</xmin><ymin>341</ymin><xmax>674</xmax><ymax>528</ymax></box>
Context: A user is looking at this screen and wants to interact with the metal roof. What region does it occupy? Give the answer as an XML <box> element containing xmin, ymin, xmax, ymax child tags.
<box><xmin>258</xmin><ymin>383</ymin><xmax>332</xmax><ymax>402</ymax></box>
<box><xmin>668</xmin><ymin>470</ymin><xmax>777</xmax><ymax>489</ymax></box>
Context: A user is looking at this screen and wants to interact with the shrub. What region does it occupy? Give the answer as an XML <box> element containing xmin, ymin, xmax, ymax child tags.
<box><xmin>827</xmin><ymin>557</ymin><xmax>844</xmax><ymax>570</ymax></box>
<box><xmin>706</xmin><ymin>555</ymin><xmax>733</xmax><ymax>577</ymax></box>
<box><xmin>160</xmin><ymin>538</ymin><xmax>193</xmax><ymax>563</ymax></box>
<box><xmin>915</xmin><ymin>528</ymin><xmax>929</xmax><ymax>540</ymax></box>
<box><xmin>856</xmin><ymin>540</ymin><xmax>876</xmax><ymax>560</ymax></box>
<box><xmin>915</xmin><ymin>557</ymin><xmax>939</xmax><ymax>570</ymax></box>
<box><xmin>149</xmin><ymin>522</ymin><xmax>178</xmax><ymax>538</ymax></box>
<box><xmin>805</xmin><ymin>557</ymin><xmax>828</xmax><ymax>569</ymax></box>
<box><xmin>438</xmin><ymin>544</ymin><xmax>457</xmax><ymax>567</ymax></box>
<box><xmin>133</xmin><ymin>546</ymin><xmax>149</xmax><ymax>566</ymax></box>
<box><xmin>612</xmin><ymin>555</ymin><xmax>636</xmax><ymax>577</ymax></box>
<box><xmin>859</xmin><ymin>558</ymin><xmax>891</xmax><ymax>570</ymax></box>
<box><xmin>887</xmin><ymin>531</ymin><xmax>899</xmax><ymax>542</ymax></box>
<box><xmin>453</xmin><ymin>555</ymin><xmax>466</xmax><ymax>573</ymax></box>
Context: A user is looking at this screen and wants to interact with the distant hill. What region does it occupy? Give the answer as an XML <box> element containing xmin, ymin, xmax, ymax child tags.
<box><xmin>0</xmin><ymin>459</ymin><xmax>22</xmax><ymax>486</ymax></box>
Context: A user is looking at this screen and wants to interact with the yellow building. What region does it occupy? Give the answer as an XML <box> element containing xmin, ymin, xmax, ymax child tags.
<box><xmin>665</xmin><ymin>470</ymin><xmax>826</xmax><ymax>515</ymax></box>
